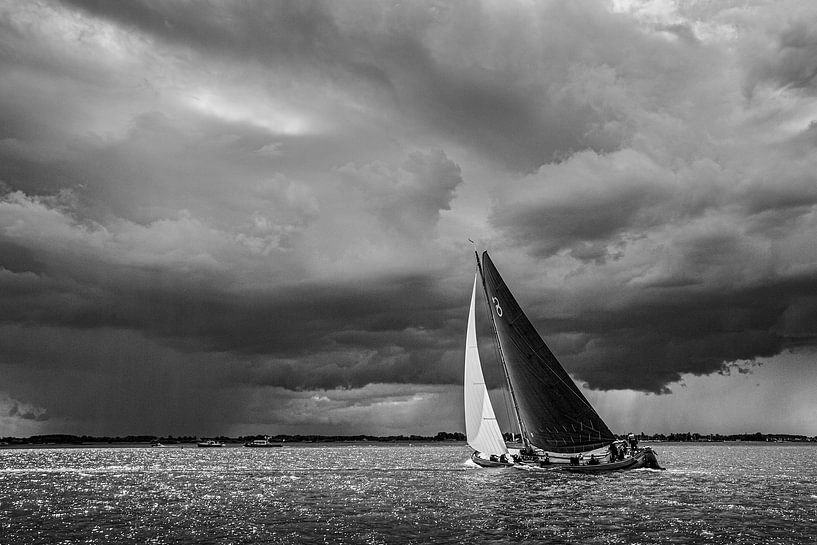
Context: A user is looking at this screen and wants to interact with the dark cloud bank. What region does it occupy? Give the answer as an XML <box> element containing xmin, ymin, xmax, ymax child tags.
<box><xmin>2</xmin><ymin>0</ymin><xmax>817</xmax><ymax>434</ymax></box>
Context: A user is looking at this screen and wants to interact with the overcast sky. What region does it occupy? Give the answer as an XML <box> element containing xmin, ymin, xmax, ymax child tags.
<box><xmin>2</xmin><ymin>0</ymin><xmax>816</xmax><ymax>438</ymax></box>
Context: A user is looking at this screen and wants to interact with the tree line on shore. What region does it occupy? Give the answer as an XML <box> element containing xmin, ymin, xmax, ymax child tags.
<box><xmin>2</xmin><ymin>430</ymin><xmax>815</xmax><ymax>446</ymax></box>
<box><xmin>632</xmin><ymin>432</ymin><xmax>816</xmax><ymax>442</ymax></box>
<box><xmin>0</xmin><ymin>431</ymin><xmax>467</xmax><ymax>446</ymax></box>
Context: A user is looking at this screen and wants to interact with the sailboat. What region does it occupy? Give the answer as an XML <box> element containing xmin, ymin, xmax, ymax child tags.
<box><xmin>465</xmin><ymin>251</ymin><xmax>663</xmax><ymax>472</ymax></box>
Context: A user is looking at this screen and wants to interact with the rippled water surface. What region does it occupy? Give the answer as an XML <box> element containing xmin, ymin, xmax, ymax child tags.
<box><xmin>1</xmin><ymin>443</ymin><xmax>815</xmax><ymax>544</ymax></box>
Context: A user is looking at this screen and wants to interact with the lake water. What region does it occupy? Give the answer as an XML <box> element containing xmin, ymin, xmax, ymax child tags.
<box><xmin>1</xmin><ymin>443</ymin><xmax>815</xmax><ymax>544</ymax></box>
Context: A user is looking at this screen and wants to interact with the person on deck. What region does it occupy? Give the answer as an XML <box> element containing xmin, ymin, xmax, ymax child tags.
<box><xmin>608</xmin><ymin>442</ymin><xmax>617</xmax><ymax>462</ymax></box>
<box><xmin>588</xmin><ymin>454</ymin><xmax>599</xmax><ymax>465</ymax></box>
<box><xmin>628</xmin><ymin>433</ymin><xmax>639</xmax><ymax>452</ymax></box>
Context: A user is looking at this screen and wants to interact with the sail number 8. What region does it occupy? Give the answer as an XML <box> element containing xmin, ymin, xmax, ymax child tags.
<box><xmin>492</xmin><ymin>297</ymin><xmax>503</xmax><ymax>317</ymax></box>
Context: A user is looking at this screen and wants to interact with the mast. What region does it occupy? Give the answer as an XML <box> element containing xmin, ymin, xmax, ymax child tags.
<box><xmin>475</xmin><ymin>251</ymin><xmax>531</xmax><ymax>453</ymax></box>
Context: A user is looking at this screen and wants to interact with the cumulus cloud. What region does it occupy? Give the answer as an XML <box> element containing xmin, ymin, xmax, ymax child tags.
<box><xmin>338</xmin><ymin>149</ymin><xmax>462</xmax><ymax>237</ymax></box>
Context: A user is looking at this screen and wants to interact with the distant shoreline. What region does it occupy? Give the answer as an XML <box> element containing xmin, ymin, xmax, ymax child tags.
<box><xmin>3</xmin><ymin>441</ymin><xmax>817</xmax><ymax>451</ymax></box>
<box><xmin>0</xmin><ymin>440</ymin><xmax>467</xmax><ymax>449</ymax></box>
<box><xmin>0</xmin><ymin>441</ymin><xmax>462</xmax><ymax>449</ymax></box>
<box><xmin>0</xmin><ymin>432</ymin><xmax>467</xmax><ymax>448</ymax></box>
<box><xmin>2</xmin><ymin>431</ymin><xmax>815</xmax><ymax>449</ymax></box>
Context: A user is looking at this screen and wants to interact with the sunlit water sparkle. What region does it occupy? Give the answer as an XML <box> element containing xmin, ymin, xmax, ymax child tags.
<box><xmin>1</xmin><ymin>443</ymin><xmax>815</xmax><ymax>544</ymax></box>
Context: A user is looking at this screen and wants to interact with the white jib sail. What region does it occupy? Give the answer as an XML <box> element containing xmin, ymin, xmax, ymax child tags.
<box><xmin>464</xmin><ymin>273</ymin><xmax>508</xmax><ymax>455</ymax></box>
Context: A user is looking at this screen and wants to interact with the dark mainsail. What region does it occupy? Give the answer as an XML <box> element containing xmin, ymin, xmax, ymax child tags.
<box><xmin>480</xmin><ymin>252</ymin><xmax>615</xmax><ymax>453</ymax></box>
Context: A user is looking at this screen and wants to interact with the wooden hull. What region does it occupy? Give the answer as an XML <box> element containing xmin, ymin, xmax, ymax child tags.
<box><xmin>471</xmin><ymin>452</ymin><xmax>513</xmax><ymax>468</ymax></box>
<box><xmin>470</xmin><ymin>448</ymin><xmax>664</xmax><ymax>471</ymax></box>
<box><xmin>515</xmin><ymin>448</ymin><xmax>664</xmax><ymax>473</ymax></box>
<box><xmin>562</xmin><ymin>453</ymin><xmax>641</xmax><ymax>473</ymax></box>
<box><xmin>560</xmin><ymin>448</ymin><xmax>664</xmax><ymax>473</ymax></box>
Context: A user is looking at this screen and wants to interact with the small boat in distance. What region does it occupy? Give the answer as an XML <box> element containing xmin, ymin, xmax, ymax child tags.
<box><xmin>197</xmin><ymin>439</ymin><xmax>225</xmax><ymax>448</ymax></box>
<box><xmin>244</xmin><ymin>436</ymin><xmax>282</xmax><ymax>448</ymax></box>
<box><xmin>465</xmin><ymin>251</ymin><xmax>663</xmax><ymax>472</ymax></box>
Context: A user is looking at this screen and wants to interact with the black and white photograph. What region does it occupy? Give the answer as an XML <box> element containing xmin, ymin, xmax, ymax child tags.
<box><xmin>1</xmin><ymin>1</ymin><xmax>815</xmax><ymax>543</ymax></box>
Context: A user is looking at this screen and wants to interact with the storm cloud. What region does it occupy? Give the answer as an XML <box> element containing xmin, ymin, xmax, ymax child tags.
<box><xmin>1</xmin><ymin>0</ymin><xmax>816</xmax><ymax>436</ymax></box>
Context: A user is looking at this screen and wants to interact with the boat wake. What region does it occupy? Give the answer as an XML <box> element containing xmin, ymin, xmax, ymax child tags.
<box><xmin>511</xmin><ymin>464</ymin><xmax>557</xmax><ymax>472</ymax></box>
